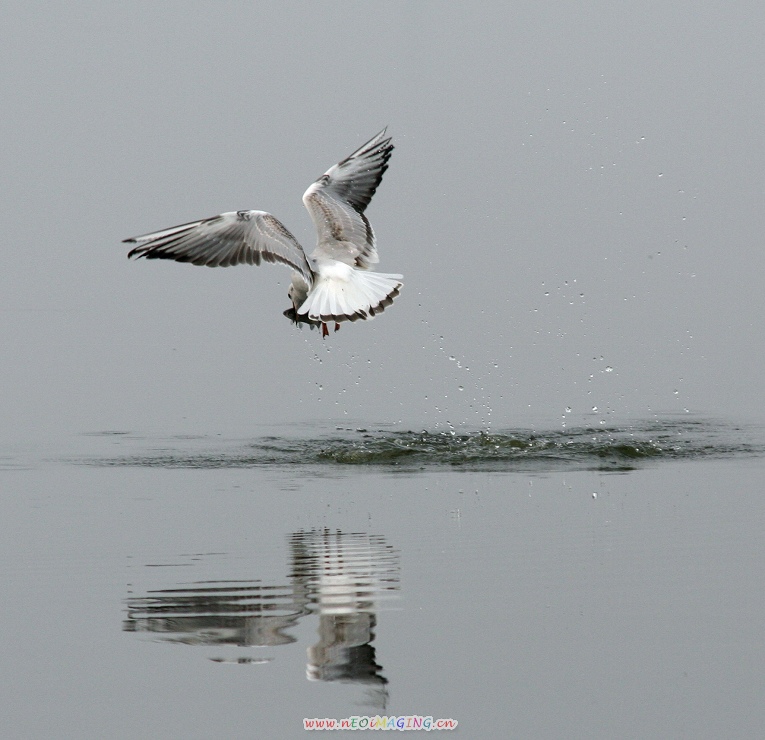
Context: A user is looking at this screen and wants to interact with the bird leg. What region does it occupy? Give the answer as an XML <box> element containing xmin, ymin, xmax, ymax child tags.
<box><xmin>321</xmin><ymin>322</ymin><xmax>329</xmax><ymax>338</ymax></box>
<box><xmin>334</xmin><ymin>323</ymin><xmax>341</xmax><ymax>333</ymax></box>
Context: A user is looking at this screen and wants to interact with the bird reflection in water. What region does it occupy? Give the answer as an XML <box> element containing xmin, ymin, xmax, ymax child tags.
<box><xmin>124</xmin><ymin>529</ymin><xmax>400</xmax><ymax>709</ymax></box>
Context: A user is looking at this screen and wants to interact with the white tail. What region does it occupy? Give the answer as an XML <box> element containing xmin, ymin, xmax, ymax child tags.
<box><xmin>298</xmin><ymin>264</ymin><xmax>403</xmax><ymax>323</ymax></box>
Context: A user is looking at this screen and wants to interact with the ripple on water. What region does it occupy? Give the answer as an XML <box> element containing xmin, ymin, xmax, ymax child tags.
<box><xmin>85</xmin><ymin>419</ymin><xmax>765</xmax><ymax>472</ymax></box>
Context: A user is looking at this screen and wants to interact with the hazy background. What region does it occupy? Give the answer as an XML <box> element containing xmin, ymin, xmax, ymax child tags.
<box><xmin>3</xmin><ymin>5</ymin><xmax>765</xmax><ymax>737</ymax></box>
<box><xmin>2</xmin><ymin>0</ymin><xmax>763</xmax><ymax>440</ymax></box>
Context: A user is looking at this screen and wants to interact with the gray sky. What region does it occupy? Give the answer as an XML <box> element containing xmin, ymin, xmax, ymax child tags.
<box><xmin>1</xmin><ymin>1</ymin><xmax>763</xmax><ymax>440</ymax></box>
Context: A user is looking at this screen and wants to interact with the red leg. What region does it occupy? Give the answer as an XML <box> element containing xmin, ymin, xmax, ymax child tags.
<box><xmin>321</xmin><ymin>322</ymin><xmax>329</xmax><ymax>338</ymax></box>
<box><xmin>334</xmin><ymin>322</ymin><xmax>340</xmax><ymax>332</ymax></box>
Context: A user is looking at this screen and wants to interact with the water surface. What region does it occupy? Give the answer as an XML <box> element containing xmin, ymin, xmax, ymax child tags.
<box><xmin>84</xmin><ymin>418</ymin><xmax>763</xmax><ymax>471</ymax></box>
<box><xmin>2</xmin><ymin>418</ymin><xmax>764</xmax><ymax>738</ymax></box>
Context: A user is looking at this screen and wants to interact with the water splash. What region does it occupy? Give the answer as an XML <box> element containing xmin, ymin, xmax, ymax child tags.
<box><xmin>88</xmin><ymin>419</ymin><xmax>764</xmax><ymax>473</ymax></box>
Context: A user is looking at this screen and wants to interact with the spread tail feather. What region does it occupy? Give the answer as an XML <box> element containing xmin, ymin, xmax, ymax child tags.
<box><xmin>298</xmin><ymin>269</ymin><xmax>403</xmax><ymax>323</ymax></box>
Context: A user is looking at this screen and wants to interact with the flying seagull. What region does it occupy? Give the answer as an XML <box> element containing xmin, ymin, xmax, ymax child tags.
<box><xmin>125</xmin><ymin>129</ymin><xmax>403</xmax><ymax>338</ymax></box>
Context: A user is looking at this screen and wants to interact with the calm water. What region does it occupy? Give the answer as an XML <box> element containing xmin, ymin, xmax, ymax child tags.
<box><xmin>2</xmin><ymin>418</ymin><xmax>764</xmax><ymax>738</ymax></box>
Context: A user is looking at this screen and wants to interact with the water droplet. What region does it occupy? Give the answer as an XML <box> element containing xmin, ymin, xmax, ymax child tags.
<box><xmin>458</xmin><ymin>386</ymin><xmax>464</xmax><ymax>392</ymax></box>
<box><xmin>592</xmin><ymin>406</ymin><xmax>598</xmax><ymax>412</ymax></box>
<box><xmin>605</xmin><ymin>366</ymin><xmax>613</xmax><ymax>372</ymax></box>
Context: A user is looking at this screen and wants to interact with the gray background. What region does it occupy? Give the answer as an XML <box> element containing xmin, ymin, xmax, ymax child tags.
<box><xmin>1</xmin><ymin>1</ymin><xmax>763</xmax><ymax>436</ymax></box>
<box><xmin>2</xmin><ymin>4</ymin><xmax>765</xmax><ymax>738</ymax></box>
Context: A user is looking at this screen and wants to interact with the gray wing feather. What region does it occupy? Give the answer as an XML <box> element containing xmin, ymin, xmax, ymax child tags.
<box><xmin>302</xmin><ymin>128</ymin><xmax>393</xmax><ymax>269</ymax></box>
<box><xmin>125</xmin><ymin>210</ymin><xmax>314</xmax><ymax>285</ymax></box>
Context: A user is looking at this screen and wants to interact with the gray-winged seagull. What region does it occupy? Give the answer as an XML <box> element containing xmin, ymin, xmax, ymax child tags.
<box><xmin>125</xmin><ymin>129</ymin><xmax>402</xmax><ymax>338</ymax></box>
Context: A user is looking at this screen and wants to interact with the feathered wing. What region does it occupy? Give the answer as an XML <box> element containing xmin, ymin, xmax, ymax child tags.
<box><xmin>125</xmin><ymin>210</ymin><xmax>314</xmax><ymax>285</ymax></box>
<box><xmin>296</xmin><ymin>129</ymin><xmax>402</xmax><ymax>324</ymax></box>
<box><xmin>302</xmin><ymin>128</ymin><xmax>393</xmax><ymax>269</ymax></box>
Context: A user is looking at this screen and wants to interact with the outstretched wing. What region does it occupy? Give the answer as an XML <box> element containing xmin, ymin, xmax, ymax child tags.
<box><xmin>302</xmin><ymin>128</ymin><xmax>393</xmax><ymax>270</ymax></box>
<box><xmin>125</xmin><ymin>210</ymin><xmax>314</xmax><ymax>284</ymax></box>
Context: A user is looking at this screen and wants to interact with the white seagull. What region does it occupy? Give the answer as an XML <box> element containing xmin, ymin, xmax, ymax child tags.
<box><xmin>125</xmin><ymin>129</ymin><xmax>402</xmax><ymax>338</ymax></box>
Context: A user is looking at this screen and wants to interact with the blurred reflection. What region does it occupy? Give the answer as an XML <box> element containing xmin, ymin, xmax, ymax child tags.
<box><xmin>123</xmin><ymin>580</ymin><xmax>306</xmax><ymax>647</ymax></box>
<box><xmin>291</xmin><ymin>530</ymin><xmax>399</xmax><ymax>709</ymax></box>
<box><xmin>124</xmin><ymin>528</ymin><xmax>400</xmax><ymax>708</ymax></box>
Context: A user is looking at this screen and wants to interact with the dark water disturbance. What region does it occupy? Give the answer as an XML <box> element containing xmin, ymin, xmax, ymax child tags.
<box><xmin>86</xmin><ymin>418</ymin><xmax>764</xmax><ymax>472</ymax></box>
